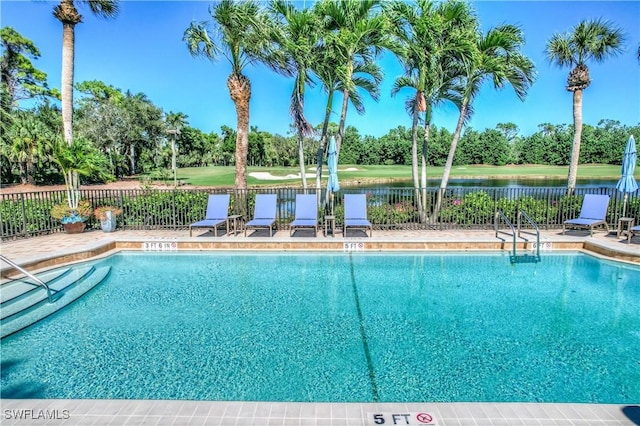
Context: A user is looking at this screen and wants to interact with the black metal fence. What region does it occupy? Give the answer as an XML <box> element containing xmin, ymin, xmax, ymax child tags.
<box><xmin>1</xmin><ymin>186</ymin><xmax>638</xmax><ymax>240</ymax></box>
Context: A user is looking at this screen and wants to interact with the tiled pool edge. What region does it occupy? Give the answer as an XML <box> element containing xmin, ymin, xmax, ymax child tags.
<box><xmin>1</xmin><ymin>399</ymin><xmax>638</xmax><ymax>425</ymax></box>
<box><xmin>2</xmin><ymin>235</ymin><xmax>638</xmax><ymax>279</ymax></box>
<box><xmin>583</xmin><ymin>240</ymin><xmax>640</xmax><ymax>264</ymax></box>
<box><xmin>1</xmin><ymin>240</ymin><xmax>116</xmax><ymax>279</ymax></box>
<box><xmin>0</xmin><ymin>237</ymin><xmax>640</xmax><ymax>278</ymax></box>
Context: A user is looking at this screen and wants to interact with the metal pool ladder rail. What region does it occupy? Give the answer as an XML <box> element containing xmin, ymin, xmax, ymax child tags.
<box><xmin>495</xmin><ymin>210</ymin><xmax>517</xmax><ymax>261</ymax></box>
<box><xmin>517</xmin><ymin>210</ymin><xmax>541</xmax><ymax>261</ymax></box>
<box><xmin>495</xmin><ymin>210</ymin><xmax>541</xmax><ymax>263</ymax></box>
<box><xmin>0</xmin><ymin>254</ymin><xmax>56</xmax><ymax>303</ymax></box>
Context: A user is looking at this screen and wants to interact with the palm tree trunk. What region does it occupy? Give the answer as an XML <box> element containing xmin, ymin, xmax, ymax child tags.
<box><xmin>336</xmin><ymin>88</ymin><xmax>349</xmax><ymax>157</ymax></box>
<box><xmin>228</xmin><ymin>73</ymin><xmax>251</xmax><ymax>190</ymax></box>
<box><xmin>64</xmin><ymin>171</ymin><xmax>73</xmax><ymax>208</ymax></box>
<box><xmin>293</xmin><ymin>76</ymin><xmax>309</xmax><ymax>191</ymax></box>
<box><xmin>567</xmin><ymin>89</ymin><xmax>583</xmax><ymax>195</ymax></box>
<box><xmin>129</xmin><ymin>144</ymin><xmax>135</xmax><ymax>174</ymax></box>
<box><xmin>315</xmin><ymin>94</ymin><xmax>333</xmax><ymax>191</ymax></box>
<box><xmin>297</xmin><ymin>133</ymin><xmax>307</xmax><ymax>190</ymax></box>
<box><xmin>60</xmin><ymin>21</ymin><xmax>75</xmax><ymax>147</ymax></box>
<box><xmin>316</xmin><ymin>92</ymin><xmax>334</xmax><ymax>206</ymax></box>
<box><xmin>421</xmin><ymin>118</ymin><xmax>431</xmax><ymax>223</ymax></box>
<box><xmin>234</xmin><ymin>113</ymin><xmax>249</xmax><ymax>190</ymax></box>
<box><xmin>55</xmin><ymin>0</ymin><xmax>82</xmax><ymax>197</ymax></box>
<box><xmin>410</xmin><ymin>100</ymin><xmax>424</xmax><ymax>221</ymax></box>
<box><xmin>316</xmin><ymin>91</ymin><xmax>333</xmax><ymax>188</ymax></box>
<box><xmin>19</xmin><ymin>162</ymin><xmax>27</xmax><ymax>185</ymax></box>
<box><xmin>26</xmin><ymin>158</ymin><xmax>35</xmax><ymax>185</ymax></box>
<box><xmin>64</xmin><ymin>170</ymin><xmax>80</xmax><ymax>209</ymax></box>
<box><xmin>431</xmin><ymin>100</ymin><xmax>468</xmax><ymax>223</ymax></box>
<box><xmin>61</xmin><ymin>21</ymin><xmax>80</xmax><ymax>196</ymax></box>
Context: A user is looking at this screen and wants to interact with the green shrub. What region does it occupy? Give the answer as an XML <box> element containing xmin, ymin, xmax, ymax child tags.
<box><xmin>120</xmin><ymin>191</ymin><xmax>209</xmax><ymax>227</ymax></box>
<box><xmin>1</xmin><ymin>197</ymin><xmax>61</xmax><ymax>235</ymax></box>
<box><xmin>625</xmin><ymin>195</ymin><xmax>640</xmax><ymax>219</ymax></box>
<box><xmin>369</xmin><ymin>200</ymin><xmax>417</xmax><ymax>225</ymax></box>
<box><xmin>440</xmin><ymin>191</ymin><xmax>495</xmax><ymax>225</ymax></box>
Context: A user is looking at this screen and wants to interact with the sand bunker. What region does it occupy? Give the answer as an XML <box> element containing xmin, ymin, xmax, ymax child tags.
<box><xmin>249</xmin><ymin>172</ymin><xmax>316</xmax><ymax>180</ymax></box>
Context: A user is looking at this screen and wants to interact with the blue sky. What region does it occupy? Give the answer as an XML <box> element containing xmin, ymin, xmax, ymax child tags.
<box><xmin>3</xmin><ymin>0</ymin><xmax>639</xmax><ymax>138</ymax></box>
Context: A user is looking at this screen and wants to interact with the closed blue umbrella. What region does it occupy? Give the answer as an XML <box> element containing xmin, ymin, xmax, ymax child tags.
<box><xmin>616</xmin><ymin>135</ymin><xmax>638</xmax><ymax>217</ymax></box>
<box><xmin>327</xmin><ymin>136</ymin><xmax>340</xmax><ymax>215</ymax></box>
<box><xmin>327</xmin><ymin>136</ymin><xmax>340</xmax><ymax>193</ymax></box>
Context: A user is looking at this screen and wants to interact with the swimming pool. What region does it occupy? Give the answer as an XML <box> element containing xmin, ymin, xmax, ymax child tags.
<box><xmin>1</xmin><ymin>251</ymin><xmax>639</xmax><ymax>403</ymax></box>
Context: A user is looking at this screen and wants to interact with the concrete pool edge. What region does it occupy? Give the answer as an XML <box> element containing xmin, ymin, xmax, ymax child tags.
<box><xmin>1</xmin><ymin>399</ymin><xmax>638</xmax><ymax>425</ymax></box>
<box><xmin>2</xmin><ymin>230</ymin><xmax>638</xmax><ymax>278</ymax></box>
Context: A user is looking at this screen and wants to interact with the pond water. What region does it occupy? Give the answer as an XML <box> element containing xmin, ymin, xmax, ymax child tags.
<box><xmin>347</xmin><ymin>178</ymin><xmax>618</xmax><ymax>189</ymax></box>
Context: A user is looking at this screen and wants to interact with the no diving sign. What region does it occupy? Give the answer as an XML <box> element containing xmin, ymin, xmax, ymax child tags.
<box><xmin>369</xmin><ymin>412</ymin><xmax>438</xmax><ymax>425</ymax></box>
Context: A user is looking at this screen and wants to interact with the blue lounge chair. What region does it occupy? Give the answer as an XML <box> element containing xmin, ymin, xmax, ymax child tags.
<box><xmin>245</xmin><ymin>194</ymin><xmax>277</xmax><ymax>237</ymax></box>
<box><xmin>344</xmin><ymin>194</ymin><xmax>372</xmax><ymax>237</ymax></box>
<box><xmin>629</xmin><ymin>225</ymin><xmax>640</xmax><ymax>244</ymax></box>
<box><xmin>289</xmin><ymin>194</ymin><xmax>318</xmax><ymax>236</ymax></box>
<box><xmin>189</xmin><ymin>194</ymin><xmax>230</xmax><ymax>237</ymax></box>
<box><xmin>563</xmin><ymin>194</ymin><xmax>610</xmax><ymax>236</ymax></box>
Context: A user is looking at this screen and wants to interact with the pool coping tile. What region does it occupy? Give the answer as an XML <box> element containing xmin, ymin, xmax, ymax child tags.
<box><xmin>2</xmin><ymin>400</ymin><xmax>640</xmax><ymax>426</ymax></box>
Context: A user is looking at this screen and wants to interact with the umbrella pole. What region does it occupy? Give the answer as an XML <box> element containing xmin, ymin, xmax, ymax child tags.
<box><xmin>622</xmin><ymin>193</ymin><xmax>628</xmax><ymax>218</ymax></box>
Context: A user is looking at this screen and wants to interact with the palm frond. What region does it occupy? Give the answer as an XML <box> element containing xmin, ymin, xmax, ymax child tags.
<box><xmin>84</xmin><ymin>0</ymin><xmax>119</xmax><ymax>19</ymax></box>
<box><xmin>183</xmin><ymin>21</ymin><xmax>217</xmax><ymax>60</ymax></box>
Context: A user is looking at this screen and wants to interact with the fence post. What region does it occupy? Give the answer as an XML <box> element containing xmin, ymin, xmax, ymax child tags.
<box><xmin>119</xmin><ymin>190</ymin><xmax>124</xmax><ymax>229</ymax></box>
<box><xmin>545</xmin><ymin>188</ymin><xmax>551</xmax><ymax>230</ymax></box>
<box><xmin>20</xmin><ymin>194</ymin><xmax>28</xmax><ymax>238</ymax></box>
<box><xmin>172</xmin><ymin>189</ymin><xmax>177</xmax><ymax>230</ymax></box>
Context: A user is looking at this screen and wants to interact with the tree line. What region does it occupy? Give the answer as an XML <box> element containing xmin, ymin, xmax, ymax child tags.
<box><xmin>2</xmin><ymin>88</ymin><xmax>638</xmax><ymax>186</ymax></box>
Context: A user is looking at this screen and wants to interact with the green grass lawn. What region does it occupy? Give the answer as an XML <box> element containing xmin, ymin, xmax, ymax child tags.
<box><xmin>171</xmin><ymin>164</ymin><xmax>634</xmax><ymax>187</ymax></box>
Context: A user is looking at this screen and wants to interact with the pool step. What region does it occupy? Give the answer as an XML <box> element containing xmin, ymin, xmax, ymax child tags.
<box><xmin>0</xmin><ymin>266</ymin><xmax>111</xmax><ymax>338</ymax></box>
<box><xmin>0</xmin><ymin>268</ymin><xmax>69</xmax><ymax>305</ymax></box>
<box><xmin>510</xmin><ymin>253</ymin><xmax>541</xmax><ymax>264</ymax></box>
<box><xmin>0</xmin><ymin>266</ymin><xmax>93</xmax><ymax>320</ymax></box>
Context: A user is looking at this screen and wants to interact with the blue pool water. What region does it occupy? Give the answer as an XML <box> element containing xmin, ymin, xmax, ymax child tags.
<box><xmin>1</xmin><ymin>251</ymin><xmax>639</xmax><ymax>403</ymax></box>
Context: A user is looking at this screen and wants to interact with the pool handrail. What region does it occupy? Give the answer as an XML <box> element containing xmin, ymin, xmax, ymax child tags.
<box><xmin>0</xmin><ymin>254</ymin><xmax>56</xmax><ymax>303</ymax></box>
<box><xmin>494</xmin><ymin>210</ymin><xmax>516</xmax><ymax>260</ymax></box>
<box><xmin>517</xmin><ymin>210</ymin><xmax>541</xmax><ymax>260</ymax></box>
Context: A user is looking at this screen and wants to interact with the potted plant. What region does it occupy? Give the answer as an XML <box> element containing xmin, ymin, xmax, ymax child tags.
<box><xmin>94</xmin><ymin>205</ymin><xmax>122</xmax><ymax>232</ymax></box>
<box><xmin>50</xmin><ymin>137</ymin><xmax>113</xmax><ymax>233</ymax></box>
<box><xmin>51</xmin><ymin>199</ymin><xmax>94</xmax><ymax>233</ymax></box>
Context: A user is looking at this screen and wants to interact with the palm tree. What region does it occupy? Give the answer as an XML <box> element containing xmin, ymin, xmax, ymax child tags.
<box><xmin>545</xmin><ymin>19</ymin><xmax>625</xmax><ymax>194</ymax></box>
<box><xmin>165</xmin><ymin>111</ymin><xmax>188</xmax><ymax>186</ymax></box>
<box><xmin>53</xmin><ymin>0</ymin><xmax>119</xmax><ymax>147</ymax></box>
<box><xmin>6</xmin><ymin>111</ymin><xmax>52</xmax><ymax>185</ymax></box>
<box><xmin>312</xmin><ymin>49</ymin><xmax>381</xmax><ymax>192</ymax></box>
<box><xmin>269</xmin><ymin>0</ymin><xmax>322</xmax><ymax>190</ymax></box>
<box><xmin>433</xmin><ymin>22</ymin><xmax>536</xmax><ymax>221</ymax></box>
<box><xmin>315</xmin><ymin>0</ymin><xmax>388</xmax><ymax>157</ymax></box>
<box><xmin>184</xmin><ymin>0</ymin><xmax>274</xmax><ymax>190</ymax></box>
<box><xmin>386</xmin><ymin>0</ymin><xmax>474</xmax><ymax>222</ymax></box>
<box><xmin>51</xmin><ymin>137</ymin><xmax>113</xmax><ymax>210</ymax></box>
<box><xmin>310</xmin><ymin>48</ymin><xmax>344</xmax><ymax>191</ymax></box>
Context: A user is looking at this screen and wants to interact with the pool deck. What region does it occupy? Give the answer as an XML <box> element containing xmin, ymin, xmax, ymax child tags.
<box><xmin>1</xmin><ymin>228</ymin><xmax>639</xmax><ymax>425</ymax></box>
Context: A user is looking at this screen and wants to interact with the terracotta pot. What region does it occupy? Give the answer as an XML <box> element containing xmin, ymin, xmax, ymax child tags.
<box><xmin>63</xmin><ymin>222</ymin><xmax>86</xmax><ymax>234</ymax></box>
